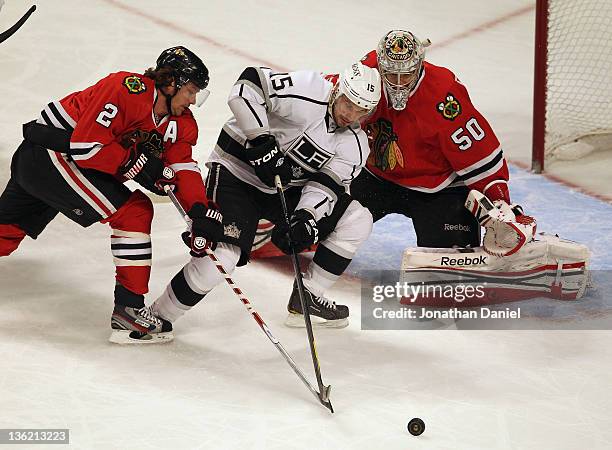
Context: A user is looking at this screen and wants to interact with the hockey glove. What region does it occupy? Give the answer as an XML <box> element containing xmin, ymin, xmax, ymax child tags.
<box><xmin>121</xmin><ymin>129</ymin><xmax>165</xmax><ymax>157</ymax></box>
<box><xmin>465</xmin><ymin>190</ymin><xmax>537</xmax><ymax>257</ymax></box>
<box><xmin>271</xmin><ymin>209</ymin><xmax>318</xmax><ymax>255</ymax></box>
<box><xmin>181</xmin><ymin>202</ymin><xmax>224</xmax><ymax>256</ymax></box>
<box><xmin>247</xmin><ymin>135</ymin><xmax>292</xmax><ymax>187</ymax></box>
<box><xmin>120</xmin><ymin>130</ymin><xmax>175</xmax><ymax>195</ymax></box>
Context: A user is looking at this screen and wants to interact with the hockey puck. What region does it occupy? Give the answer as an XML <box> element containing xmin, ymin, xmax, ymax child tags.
<box><xmin>407</xmin><ymin>418</ymin><xmax>425</xmax><ymax>436</ymax></box>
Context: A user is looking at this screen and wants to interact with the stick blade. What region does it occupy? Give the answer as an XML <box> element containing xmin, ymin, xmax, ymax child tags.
<box><xmin>319</xmin><ymin>385</ymin><xmax>333</xmax><ymax>413</ymax></box>
<box><xmin>323</xmin><ymin>399</ymin><xmax>334</xmax><ymax>414</ymax></box>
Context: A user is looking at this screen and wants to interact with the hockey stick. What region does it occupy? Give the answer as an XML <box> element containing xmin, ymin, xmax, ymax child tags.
<box><xmin>163</xmin><ymin>186</ymin><xmax>333</xmax><ymax>413</ymax></box>
<box><xmin>0</xmin><ymin>5</ymin><xmax>36</xmax><ymax>44</ymax></box>
<box><xmin>273</xmin><ymin>175</ymin><xmax>333</xmax><ymax>411</ymax></box>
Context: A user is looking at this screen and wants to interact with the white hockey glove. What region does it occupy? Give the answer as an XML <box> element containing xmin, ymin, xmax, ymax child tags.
<box><xmin>465</xmin><ymin>190</ymin><xmax>537</xmax><ymax>257</ymax></box>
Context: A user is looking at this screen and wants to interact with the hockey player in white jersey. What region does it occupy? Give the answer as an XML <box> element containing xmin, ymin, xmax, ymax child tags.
<box><xmin>150</xmin><ymin>62</ymin><xmax>381</xmax><ymax>332</ymax></box>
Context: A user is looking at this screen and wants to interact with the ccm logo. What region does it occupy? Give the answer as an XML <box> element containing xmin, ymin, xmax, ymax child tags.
<box><xmin>440</xmin><ymin>255</ymin><xmax>487</xmax><ymax>266</ymax></box>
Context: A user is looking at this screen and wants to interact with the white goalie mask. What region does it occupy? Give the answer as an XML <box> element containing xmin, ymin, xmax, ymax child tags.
<box><xmin>334</xmin><ymin>62</ymin><xmax>382</xmax><ymax>111</ymax></box>
<box><xmin>377</xmin><ymin>30</ymin><xmax>431</xmax><ymax>110</ymax></box>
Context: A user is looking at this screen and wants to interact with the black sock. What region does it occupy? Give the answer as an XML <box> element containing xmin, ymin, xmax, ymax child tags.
<box><xmin>114</xmin><ymin>283</ymin><xmax>145</xmax><ymax>308</ymax></box>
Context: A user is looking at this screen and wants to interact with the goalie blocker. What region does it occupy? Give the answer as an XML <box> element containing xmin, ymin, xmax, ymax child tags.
<box><xmin>399</xmin><ymin>233</ymin><xmax>590</xmax><ymax>306</ymax></box>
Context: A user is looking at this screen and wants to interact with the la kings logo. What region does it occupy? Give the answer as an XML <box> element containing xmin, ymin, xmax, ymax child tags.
<box><xmin>285</xmin><ymin>134</ymin><xmax>333</xmax><ymax>177</ymax></box>
<box><xmin>292</xmin><ymin>165</ymin><xmax>304</xmax><ymax>179</ymax></box>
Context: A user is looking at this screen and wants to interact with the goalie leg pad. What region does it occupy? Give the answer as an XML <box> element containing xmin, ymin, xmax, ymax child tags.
<box><xmin>399</xmin><ymin>233</ymin><xmax>590</xmax><ymax>306</ymax></box>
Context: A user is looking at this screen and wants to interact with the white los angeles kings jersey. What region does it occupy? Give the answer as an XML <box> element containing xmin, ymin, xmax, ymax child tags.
<box><xmin>207</xmin><ymin>67</ymin><xmax>370</xmax><ymax>222</ymax></box>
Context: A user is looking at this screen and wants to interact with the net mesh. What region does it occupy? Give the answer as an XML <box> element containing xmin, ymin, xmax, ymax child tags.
<box><xmin>545</xmin><ymin>0</ymin><xmax>612</xmax><ymax>159</ymax></box>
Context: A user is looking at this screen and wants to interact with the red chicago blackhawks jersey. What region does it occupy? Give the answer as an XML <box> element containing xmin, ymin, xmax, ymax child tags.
<box><xmin>360</xmin><ymin>50</ymin><xmax>510</xmax><ymax>202</ymax></box>
<box><xmin>36</xmin><ymin>71</ymin><xmax>206</xmax><ymax>210</ymax></box>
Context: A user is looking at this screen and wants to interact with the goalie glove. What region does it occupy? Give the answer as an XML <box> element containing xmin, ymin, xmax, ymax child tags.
<box><xmin>465</xmin><ymin>189</ymin><xmax>537</xmax><ymax>257</ymax></box>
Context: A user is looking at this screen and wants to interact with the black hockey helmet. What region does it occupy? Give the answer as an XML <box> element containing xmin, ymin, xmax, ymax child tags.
<box><xmin>156</xmin><ymin>46</ymin><xmax>209</xmax><ymax>90</ymax></box>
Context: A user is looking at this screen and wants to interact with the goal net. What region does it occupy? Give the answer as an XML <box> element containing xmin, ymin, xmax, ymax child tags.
<box><xmin>532</xmin><ymin>0</ymin><xmax>612</xmax><ymax>171</ymax></box>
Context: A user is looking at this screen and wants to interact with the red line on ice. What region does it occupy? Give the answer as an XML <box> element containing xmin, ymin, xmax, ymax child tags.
<box><xmin>101</xmin><ymin>0</ymin><xmax>288</xmax><ymax>71</ymax></box>
<box><xmin>429</xmin><ymin>4</ymin><xmax>535</xmax><ymax>50</ymax></box>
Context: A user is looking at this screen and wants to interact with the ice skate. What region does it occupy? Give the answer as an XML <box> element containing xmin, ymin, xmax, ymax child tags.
<box><xmin>109</xmin><ymin>305</ymin><xmax>174</xmax><ymax>344</ymax></box>
<box><xmin>285</xmin><ymin>280</ymin><xmax>349</xmax><ymax>328</ymax></box>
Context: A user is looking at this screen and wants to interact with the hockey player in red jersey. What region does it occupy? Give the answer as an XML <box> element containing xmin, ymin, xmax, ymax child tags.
<box><xmin>0</xmin><ymin>46</ymin><xmax>223</xmax><ymax>344</ymax></box>
<box><xmin>351</xmin><ymin>30</ymin><xmax>536</xmax><ymax>256</ymax></box>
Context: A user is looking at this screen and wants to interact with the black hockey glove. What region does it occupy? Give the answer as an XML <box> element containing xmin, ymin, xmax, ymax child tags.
<box><xmin>119</xmin><ymin>130</ymin><xmax>175</xmax><ymax>195</ymax></box>
<box><xmin>271</xmin><ymin>209</ymin><xmax>319</xmax><ymax>255</ymax></box>
<box><xmin>121</xmin><ymin>129</ymin><xmax>165</xmax><ymax>157</ymax></box>
<box><xmin>181</xmin><ymin>202</ymin><xmax>224</xmax><ymax>256</ymax></box>
<box><xmin>247</xmin><ymin>134</ymin><xmax>292</xmax><ymax>187</ymax></box>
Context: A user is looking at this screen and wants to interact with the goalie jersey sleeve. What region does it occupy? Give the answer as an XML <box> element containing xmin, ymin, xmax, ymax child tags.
<box><xmin>213</xmin><ymin>66</ymin><xmax>369</xmax><ymax>221</ymax></box>
<box><xmin>432</xmin><ymin>72</ymin><xmax>510</xmax><ymax>202</ymax></box>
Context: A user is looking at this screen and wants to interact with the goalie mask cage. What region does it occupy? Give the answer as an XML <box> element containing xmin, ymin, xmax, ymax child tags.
<box><xmin>531</xmin><ymin>0</ymin><xmax>612</xmax><ymax>173</ymax></box>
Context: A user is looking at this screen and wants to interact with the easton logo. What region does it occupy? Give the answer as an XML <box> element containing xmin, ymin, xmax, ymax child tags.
<box><xmin>440</xmin><ymin>255</ymin><xmax>487</xmax><ymax>266</ymax></box>
<box><xmin>250</xmin><ymin>147</ymin><xmax>279</xmax><ymax>166</ymax></box>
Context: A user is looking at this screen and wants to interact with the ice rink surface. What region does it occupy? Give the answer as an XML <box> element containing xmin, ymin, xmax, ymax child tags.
<box><xmin>1</xmin><ymin>1</ymin><xmax>612</xmax><ymax>448</ymax></box>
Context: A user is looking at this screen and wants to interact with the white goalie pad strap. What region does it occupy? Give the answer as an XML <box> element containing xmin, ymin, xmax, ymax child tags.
<box><xmin>399</xmin><ymin>233</ymin><xmax>590</xmax><ymax>303</ymax></box>
<box><xmin>465</xmin><ymin>189</ymin><xmax>536</xmax><ymax>257</ymax></box>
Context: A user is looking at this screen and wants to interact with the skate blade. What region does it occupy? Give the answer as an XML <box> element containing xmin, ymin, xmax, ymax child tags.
<box><xmin>284</xmin><ymin>313</ymin><xmax>348</xmax><ymax>329</ymax></box>
<box><xmin>109</xmin><ymin>329</ymin><xmax>174</xmax><ymax>345</ymax></box>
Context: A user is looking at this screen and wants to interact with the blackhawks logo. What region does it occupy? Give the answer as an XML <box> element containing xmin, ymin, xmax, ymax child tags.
<box><xmin>437</xmin><ymin>93</ymin><xmax>461</xmax><ymax>120</ymax></box>
<box><xmin>384</xmin><ymin>34</ymin><xmax>414</xmax><ymax>62</ymax></box>
<box><xmin>173</xmin><ymin>47</ymin><xmax>186</xmax><ymax>57</ymax></box>
<box><xmin>123</xmin><ymin>75</ymin><xmax>146</xmax><ymax>94</ymax></box>
<box><xmin>365</xmin><ymin>118</ymin><xmax>404</xmax><ymax>172</ymax></box>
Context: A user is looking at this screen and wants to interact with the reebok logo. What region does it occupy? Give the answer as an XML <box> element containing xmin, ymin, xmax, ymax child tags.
<box><xmin>444</xmin><ymin>223</ymin><xmax>471</xmax><ymax>232</ymax></box>
<box><xmin>440</xmin><ymin>255</ymin><xmax>487</xmax><ymax>266</ymax></box>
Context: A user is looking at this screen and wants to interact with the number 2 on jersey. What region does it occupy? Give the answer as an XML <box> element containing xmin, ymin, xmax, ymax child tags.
<box><xmin>451</xmin><ymin>117</ymin><xmax>485</xmax><ymax>150</ymax></box>
<box><xmin>96</xmin><ymin>103</ymin><xmax>118</xmax><ymax>128</ymax></box>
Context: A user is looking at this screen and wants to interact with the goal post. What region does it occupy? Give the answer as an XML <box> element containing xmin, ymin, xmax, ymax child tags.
<box><xmin>532</xmin><ymin>0</ymin><xmax>548</xmax><ymax>173</ymax></box>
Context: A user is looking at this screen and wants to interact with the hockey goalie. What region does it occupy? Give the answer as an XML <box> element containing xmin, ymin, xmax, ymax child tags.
<box><xmin>399</xmin><ymin>190</ymin><xmax>590</xmax><ymax>307</ymax></box>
